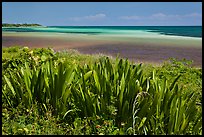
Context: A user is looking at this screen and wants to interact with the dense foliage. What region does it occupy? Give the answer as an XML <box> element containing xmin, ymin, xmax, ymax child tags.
<box><xmin>2</xmin><ymin>23</ymin><xmax>42</xmax><ymax>27</ymax></box>
<box><xmin>2</xmin><ymin>46</ymin><xmax>202</xmax><ymax>135</ymax></box>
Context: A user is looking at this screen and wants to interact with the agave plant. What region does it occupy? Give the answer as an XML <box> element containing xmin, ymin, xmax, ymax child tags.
<box><xmin>3</xmin><ymin>60</ymin><xmax>76</xmax><ymax>118</ymax></box>
<box><xmin>69</xmin><ymin>57</ymin><xmax>146</xmax><ymax>128</ymax></box>
<box><xmin>132</xmin><ymin>70</ymin><xmax>202</xmax><ymax>135</ymax></box>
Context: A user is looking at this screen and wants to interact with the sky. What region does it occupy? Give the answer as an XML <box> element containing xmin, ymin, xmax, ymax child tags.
<box><xmin>2</xmin><ymin>2</ymin><xmax>202</xmax><ymax>26</ymax></box>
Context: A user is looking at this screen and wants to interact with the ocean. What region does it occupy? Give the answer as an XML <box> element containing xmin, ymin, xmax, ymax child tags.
<box><xmin>2</xmin><ymin>26</ymin><xmax>202</xmax><ymax>38</ymax></box>
<box><xmin>2</xmin><ymin>26</ymin><xmax>202</xmax><ymax>67</ymax></box>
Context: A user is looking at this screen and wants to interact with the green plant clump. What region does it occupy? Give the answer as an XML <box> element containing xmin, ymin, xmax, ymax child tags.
<box><xmin>2</xmin><ymin>46</ymin><xmax>202</xmax><ymax>135</ymax></box>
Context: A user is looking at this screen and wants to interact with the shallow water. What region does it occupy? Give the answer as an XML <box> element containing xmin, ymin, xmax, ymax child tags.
<box><xmin>2</xmin><ymin>26</ymin><xmax>202</xmax><ymax>38</ymax></box>
<box><xmin>2</xmin><ymin>26</ymin><xmax>202</xmax><ymax>67</ymax></box>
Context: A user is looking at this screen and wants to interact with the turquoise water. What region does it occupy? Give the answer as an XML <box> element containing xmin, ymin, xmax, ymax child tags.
<box><xmin>2</xmin><ymin>26</ymin><xmax>202</xmax><ymax>38</ymax></box>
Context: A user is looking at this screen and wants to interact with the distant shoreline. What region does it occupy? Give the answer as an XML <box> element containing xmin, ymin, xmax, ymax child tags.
<box><xmin>2</xmin><ymin>26</ymin><xmax>47</xmax><ymax>28</ymax></box>
<box><xmin>2</xmin><ymin>23</ymin><xmax>45</xmax><ymax>27</ymax></box>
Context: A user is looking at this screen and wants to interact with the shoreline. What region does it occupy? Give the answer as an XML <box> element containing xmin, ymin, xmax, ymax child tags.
<box><xmin>2</xmin><ymin>32</ymin><xmax>202</xmax><ymax>68</ymax></box>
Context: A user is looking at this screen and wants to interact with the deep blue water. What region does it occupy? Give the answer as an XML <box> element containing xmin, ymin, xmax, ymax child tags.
<box><xmin>2</xmin><ymin>26</ymin><xmax>202</xmax><ymax>38</ymax></box>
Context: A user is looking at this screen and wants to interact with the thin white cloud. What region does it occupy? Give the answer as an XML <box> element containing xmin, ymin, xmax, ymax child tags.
<box><xmin>184</xmin><ymin>13</ymin><xmax>202</xmax><ymax>18</ymax></box>
<box><xmin>84</xmin><ymin>13</ymin><xmax>106</xmax><ymax>20</ymax></box>
<box><xmin>119</xmin><ymin>16</ymin><xmax>140</xmax><ymax>20</ymax></box>
<box><xmin>69</xmin><ymin>17</ymin><xmax>81</xmax><ymax>21</ymax></box>
<box><xmin>69</xmin><ymin>13</ymin><xmax>106</xmax><ymax>21</ymax></box>
<box><xmin>151</xmin><ymin>13</ymin><xmax>166</xmax><ymax>18</ymax></box>
<box><xmin>150</xmin><ymin>13</ymin><xmax>180</xmax><ymax>20</ymax></box>
<box><xmin>119</xmin><ymin>12</ymin><xmax>201</xmax><ymax>21</ymax></box>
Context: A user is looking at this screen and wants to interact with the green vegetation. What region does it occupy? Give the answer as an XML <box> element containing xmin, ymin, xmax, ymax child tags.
<box><xmin>2</xmin><ymin>23</ymin><xmax>43</xmax><ymax>27</ymax></box>
<box><xmin>2</xmin><ymin>46</ymin><xmax>202</xmax><ymax>135</ymax></box>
